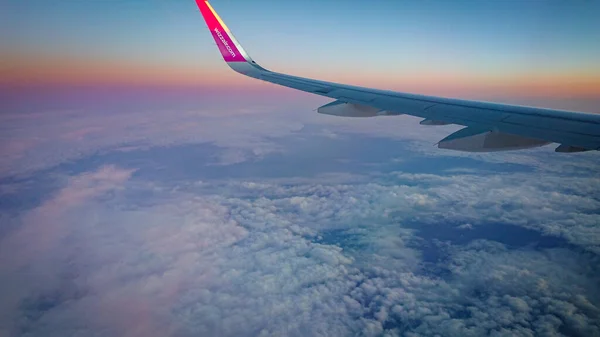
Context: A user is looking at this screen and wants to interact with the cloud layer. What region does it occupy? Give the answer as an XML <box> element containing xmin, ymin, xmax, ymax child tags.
<box><xmin>1</xmin><ymin>97</ymin><xmax>599</xmax><ymax>336</ymax></box>
<box><xmin>1</xmin><ymin>160</ymin><xmax>598</xmax><ymax>336</ymax></box>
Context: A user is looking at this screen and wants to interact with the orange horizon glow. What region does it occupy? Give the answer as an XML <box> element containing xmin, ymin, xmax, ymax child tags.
<box><xmin>2</xmin><ymin>52</ymin><xmax>600</xmax><ymax>100</ymax></box>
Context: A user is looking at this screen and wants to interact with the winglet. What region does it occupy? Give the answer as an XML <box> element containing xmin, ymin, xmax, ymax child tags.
<box><xmin>196</xmin><ymin>0</ymin><xmax>253</xmax><ymax>63</ymax></box>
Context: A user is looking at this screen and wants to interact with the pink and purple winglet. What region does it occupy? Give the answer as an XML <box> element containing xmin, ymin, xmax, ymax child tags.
<box><xmin>196</xmin><ymin>0</ymin><xmax>249</xmax><ymax>63</ymax></box>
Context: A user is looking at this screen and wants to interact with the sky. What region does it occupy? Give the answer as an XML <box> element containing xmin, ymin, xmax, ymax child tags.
<box><xmin>2</xmin><ymin>0</ymin><xmax>600</xmax><ymax>107</ymax></box>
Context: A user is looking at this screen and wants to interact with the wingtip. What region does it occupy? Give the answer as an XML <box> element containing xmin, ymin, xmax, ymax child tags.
<box><xmin>196</xmin><ymin>0</ymin><xmax>252</xmax><ymax>63</ymax></box>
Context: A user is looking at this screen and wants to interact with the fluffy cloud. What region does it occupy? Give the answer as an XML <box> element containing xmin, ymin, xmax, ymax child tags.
<box><xmin>1</xmin><ymin>96</ymin><xmax>599</xmax><ymax>336</ymax></box>
<box><xmin>0</xmin><ymin>165</ymin><xmax>137</xmax><ymax>336</ymax></box>
<box><xmin>0</xmin><ymin>107</ymin><xmax>307</xmax><ymax>177</ymax></box>
<box><xmin>1</xmin><ymin>161</ymin><xmax>598</xmax><ymax>336</ymax></box>
<box><xmin>201</xmin><ymin>169</ymin><xmax>600</xmax><ymax>253</ymax></box>
<box><xmin>3</xmin><ymin>94</ymin><xmax>598</xmax><ymax>185</ymax></box>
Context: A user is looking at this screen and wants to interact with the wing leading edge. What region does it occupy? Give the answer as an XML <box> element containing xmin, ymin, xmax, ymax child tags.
<box><xmin>196</xmin><ymin>0</ymin><xmax>600</xmax><ymax>153</ymax></box>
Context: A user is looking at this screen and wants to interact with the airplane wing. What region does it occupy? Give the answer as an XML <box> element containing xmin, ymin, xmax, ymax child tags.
<box><xmin>196</xmin><ymin>0</ymin><xmax>600</xmax><ymax>153</ymax></box>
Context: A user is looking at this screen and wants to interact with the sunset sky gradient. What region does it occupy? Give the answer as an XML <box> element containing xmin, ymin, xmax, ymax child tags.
<box><xmin>2</xmin><ymin>0</ymin><xmax>600</xmax><ymax>109</ymax></box>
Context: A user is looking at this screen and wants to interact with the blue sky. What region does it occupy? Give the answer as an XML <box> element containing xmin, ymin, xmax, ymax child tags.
<box><xmin>3</xmin><ymin>0</ymin><xmax>599</xmax><ymax>101</ymax></box>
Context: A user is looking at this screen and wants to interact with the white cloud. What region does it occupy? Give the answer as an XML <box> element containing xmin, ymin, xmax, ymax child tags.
<box><xmin>1</xmin><ymin>164</ymin><xmax>598</xmax><ymax>336</ymax></box>
<box><xmin>0</xmin><ymin>165</ymin><xmax>137</xmax><ymax>336</ymax></box>
<box><xmin>3</xmin><ymin>100</ymin><xmax>598</xmax><ymax>183</ymax></box>
<box><xmin>1</xmin><ymin>99</ymin><xmax>599</xmax><ymax>336</ymax></box>
<box><xmin>0</xmin><ymin>108</ymin><xmax>305</xmax><ymax>177</ymax></box>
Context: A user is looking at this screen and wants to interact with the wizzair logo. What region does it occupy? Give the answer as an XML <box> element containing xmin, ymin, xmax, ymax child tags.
<box><xmin>214</xmin><ymin>28</ymin><xmax>236</xmax><ymax>57</ymax></box>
